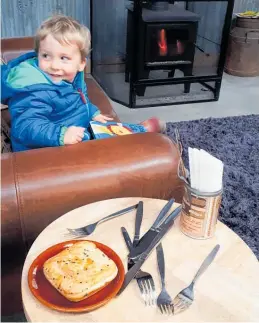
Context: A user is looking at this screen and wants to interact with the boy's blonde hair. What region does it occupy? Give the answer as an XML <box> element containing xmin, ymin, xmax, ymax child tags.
<box><xmin>35</xmin><ymin>15</ymin><xmax>91</xmax><ymax>59</ymax></box>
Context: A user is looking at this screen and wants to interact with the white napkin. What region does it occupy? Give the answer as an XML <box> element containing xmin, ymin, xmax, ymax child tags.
<box><xmin>189</xmin><ymin>147</ymin><xmax>199</xmax><ymax>189</ymax></box>
<box><xmin>188</xmin><ymin>147</ymin><xmax>224</xmax><ymax>193</ymax></box>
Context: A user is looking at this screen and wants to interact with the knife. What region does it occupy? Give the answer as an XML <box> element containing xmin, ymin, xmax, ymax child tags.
<box><xmin>122</xmin><ymin>201</ymin><xmax>144</xmax><ymax>272</ymax></box>
<box><xmin>121</xmin><ymin>227</ymin><xmax>133</xmax><ymax>251</ymax></box>
<box><xmin>133</xmin><ymin>201</ymin><xmax>143</xmax><ymax>248</ymax></box>
<box><xmin>120</xmin><ymin>201</ymin><xmax>143</xmax><ymax>262</ymax></box>
<box><xmin>121</xmin><ymin>227</ymin><xmax>136</xmax><ymax>271</ymax></box>
<box><xmin>117</xmin><ymin>207</ymin><xmax>178</xmax><ymax>295</ymax></box>
<box><xmin>151</xmin><ymin>198</ymin><xmax>175</xmax><ymax>228</ymax></box>
<box><xmin>128</xmin><ymin>204</ymin><xmax>181</xmax><ymax>260</ymax></box>
<box><xmin>127</xmin><ymin>199</ymin><xmax>174</xmax><ymax>254</ymax></box>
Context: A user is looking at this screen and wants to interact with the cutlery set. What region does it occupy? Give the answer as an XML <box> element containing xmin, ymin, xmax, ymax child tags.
<box><xmin>66</xmin><ymin>200</ymin><xmax>220</xmax><ymax>315</ymax></box>
<box><xmin>121</xmin><ymin>202</ymin><xmax>156</xmax><ymax>306</ymax></box>
<box><xmin>121</xmin><ymin>227</ymin><xmax>156</xmax><ymax>306</ymax></box>
<box><xmin>119</xmin><ymin>200</ymin><xmax>182</xmax><ymax>295</ymax></box>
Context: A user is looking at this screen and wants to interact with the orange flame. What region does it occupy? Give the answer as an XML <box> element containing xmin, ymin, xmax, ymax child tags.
<box><xmin>158</xmin><ymin>29</ymin><xmax>168</xmax><ymax>56</ymax></box>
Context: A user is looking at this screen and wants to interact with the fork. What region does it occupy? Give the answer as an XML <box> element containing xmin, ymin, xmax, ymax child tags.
<box><xmin>66</xmin><ymin>204</ymin><xmax>138</xmax><ymax>237</ymax></box>
<box><xmin>121</xmin><ymin>227</ymin><xmax>156</xmax><ymax>306</ymax></box>
<box><xmin>172</xmin><ymin>244</ymin><xmax>220</xmax><ymax>315</ymax></box>
<box><xmin>156</xmin><ymin>243</ymin><xmax>174</xmax><ymax>314</ymax></box>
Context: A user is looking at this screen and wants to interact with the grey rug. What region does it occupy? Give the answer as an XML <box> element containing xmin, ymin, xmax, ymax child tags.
<box><xmin>166</xmin><ymin>114</ymin><xmax>259</xmax><ymax>258</ymax></box>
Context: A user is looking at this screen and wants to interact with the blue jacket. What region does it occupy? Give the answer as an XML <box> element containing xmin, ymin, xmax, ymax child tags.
<box><xmin>1</xmin><ymin>52</ymin><xmax>100</xmax><ymax>151</ymax></box>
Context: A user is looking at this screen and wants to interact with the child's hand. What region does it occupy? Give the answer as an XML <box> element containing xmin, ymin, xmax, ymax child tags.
<box><xmin>93</xmin><ymin>114</ymin><xmax>113</xmax><ymax>123</ymax></box>
<box><xmin>64</xmin><ymin>126</ymin><xmax>86</xmax><ymax>145</ymax></box>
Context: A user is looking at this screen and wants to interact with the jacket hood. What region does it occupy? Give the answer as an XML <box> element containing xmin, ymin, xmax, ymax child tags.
<box><xmin>1</xmin><ymin>51</ymin><xmax>84</xmax><ymax>104</ymax></box>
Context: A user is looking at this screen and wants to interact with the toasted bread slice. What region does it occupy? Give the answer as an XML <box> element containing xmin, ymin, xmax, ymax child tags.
<box><xmin>43</xmin><ymin>241</ymin><xmax>118</xmax><ymax>302</ymax></box>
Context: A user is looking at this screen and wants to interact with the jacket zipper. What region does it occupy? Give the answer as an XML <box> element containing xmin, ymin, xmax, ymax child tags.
<box><xmin>77</xmin><ymin>88</ymin><xmax>87</xmax><ymax>104</ymax></box>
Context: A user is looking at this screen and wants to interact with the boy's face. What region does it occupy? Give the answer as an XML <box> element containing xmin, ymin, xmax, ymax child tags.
<box><xmin>38</xmin><ymin>34</ymin><xmax>86</xmax><ymax>83</ymax></box>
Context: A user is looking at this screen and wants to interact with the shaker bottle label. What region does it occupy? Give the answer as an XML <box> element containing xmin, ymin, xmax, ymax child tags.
<box><xmin>181</xmin><ymin>195</ymin><xmax>207</xmax><ymax>237</ymax></box>
<box><xmin>180</xmin><ymin>190</ymin><xmax>222</xmax><ymax>239</ymax></box>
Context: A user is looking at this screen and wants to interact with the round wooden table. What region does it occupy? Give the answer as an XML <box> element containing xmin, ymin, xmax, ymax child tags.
<box><xmin>22</xmin><ymin>198</ymin><xmax>259</xmax><ymax>322</ymax></box>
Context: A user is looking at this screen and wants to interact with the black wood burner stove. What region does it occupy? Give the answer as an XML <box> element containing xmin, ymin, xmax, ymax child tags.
<box><xmin>125</xmin><ymin>1</ymin><xmax>200</xmax><ymax>98</ymax></box>
<box><xmin>90</xmin><ymin>0</ymin><xmax>235</xmax><ymax>109</ymax></box>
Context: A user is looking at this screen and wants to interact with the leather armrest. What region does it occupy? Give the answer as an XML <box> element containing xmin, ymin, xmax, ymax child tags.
<box><xmin>1</xmin><ymin>133</ymin><xmax>183</xmax><ymax>251</ymax></box>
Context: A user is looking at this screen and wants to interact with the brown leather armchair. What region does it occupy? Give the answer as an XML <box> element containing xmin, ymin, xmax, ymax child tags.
<box><xmin>1</xmin><ymin>37</ymin><xmax>184</xmax><ymax>316</ymax></box>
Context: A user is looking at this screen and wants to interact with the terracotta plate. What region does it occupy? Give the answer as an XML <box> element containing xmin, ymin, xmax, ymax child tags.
<box><xmin>28</xmin><ymin>240</ymin><xmax>125</xmax><ymax>312</ymax></box>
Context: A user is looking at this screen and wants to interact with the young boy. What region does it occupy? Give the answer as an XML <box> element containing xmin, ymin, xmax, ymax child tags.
<box><xmin>1</xmin><ymin>15</ymin><xmax>165</xmax><ymax>152</ymax></box>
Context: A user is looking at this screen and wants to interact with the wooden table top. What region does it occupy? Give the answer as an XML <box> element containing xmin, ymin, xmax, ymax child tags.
<box><xmin>22</xmin><ymin>197</ymin><xmax>259</xmax><ymax>322</ymax></box>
